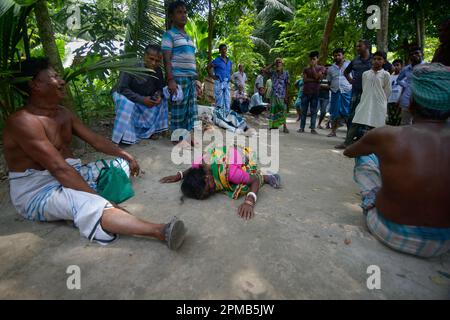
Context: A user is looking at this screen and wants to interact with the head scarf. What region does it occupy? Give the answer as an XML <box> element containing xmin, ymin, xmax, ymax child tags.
<box><xmin>412</xmin><ymin>63</ymin><xmax>450</xmax><ymax>111</ymax></box>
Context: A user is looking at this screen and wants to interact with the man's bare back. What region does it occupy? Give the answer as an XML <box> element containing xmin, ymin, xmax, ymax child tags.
<box><xmin>345</xmin><ymin>122</ymin><xmax>450</xmax><ymax>228</ymax></box>
<box><xmin>4</xmin><ymin>106</ymin><xmax>74</xmax><ymax>172</ymax></box>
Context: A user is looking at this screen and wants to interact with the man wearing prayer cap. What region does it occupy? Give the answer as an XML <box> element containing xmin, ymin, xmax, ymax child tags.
<box><xmin>342</xmin><ymin>63</ymin><xmax>450</xmax><ymax>258</ymax></box>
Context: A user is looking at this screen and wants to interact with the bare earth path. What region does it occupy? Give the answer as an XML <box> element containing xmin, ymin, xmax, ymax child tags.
<box><xmin>0</xmin><ymin>113</ymin><xmax>449</xmax><ymax>299</ymax></box>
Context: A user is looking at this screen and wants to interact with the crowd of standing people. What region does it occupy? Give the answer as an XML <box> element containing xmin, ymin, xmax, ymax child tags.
<box><xmin>2</xmin><ymin>0</ymin><xmax>449</xmax><ymax>257</ymax></box>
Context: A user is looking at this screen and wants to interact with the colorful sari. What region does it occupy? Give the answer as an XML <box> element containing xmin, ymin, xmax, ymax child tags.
<box><xmin>206</xmin><ymin>146</ymin><xmax>264</xmax><ymax>199</ymax></box>
<box><xmin>268</xmin><ymin>97</ymin><xmax>287</xmax><ymax>129</ymax></box>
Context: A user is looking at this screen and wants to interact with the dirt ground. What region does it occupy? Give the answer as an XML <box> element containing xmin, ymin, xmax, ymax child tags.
<box><xmin>0</xmin><ymin>111</ymin><xmax>449</xmax><ymax>299</ymax></box>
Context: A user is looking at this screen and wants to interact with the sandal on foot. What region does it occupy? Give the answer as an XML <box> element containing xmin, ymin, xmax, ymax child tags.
<box><xmin>164</xmin><ymin>216</ymin><xmax>187</xmax><ymax>250</ymax></box>
<box><xmin>267</xmin><ymin>173</ymin><xmax>281</xmax><ymax>189</ymax></box>
<box><xmin>327</xmin><ymin>132</ymin><xmax>337</xmax><ymax>137</ymax></box>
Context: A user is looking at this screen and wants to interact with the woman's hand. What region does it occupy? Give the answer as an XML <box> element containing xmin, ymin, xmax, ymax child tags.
<box><xmin>238</xmin><ymin>202</ymin><xmax>254</xmax><ymax>220</ymax></box>
<box><xmin>159</xmin><ymin>173</ymin><xmax>182</xmax><ymax>183</ymax></box>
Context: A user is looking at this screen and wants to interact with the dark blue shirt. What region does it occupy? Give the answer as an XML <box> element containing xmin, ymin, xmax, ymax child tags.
<box><xmin>212</xmin><ymin>56</ymin><xmax>232</xmax><ymax>82</ymax></box>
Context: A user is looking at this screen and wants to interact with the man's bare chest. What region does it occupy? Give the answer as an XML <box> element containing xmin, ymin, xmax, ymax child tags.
<box><xmin>37</xmin><ymin>114</ymin><xmax>72</xmax><ymax>149</ymax></box>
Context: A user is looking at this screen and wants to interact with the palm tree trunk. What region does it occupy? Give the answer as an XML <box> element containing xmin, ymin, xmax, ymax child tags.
<box><xmin>415</xmin><ymin>11</ymin><xmax>425</xmax><ymax>49</ymax></box>
<box><xmin>319</xmin><ymin>0</ymin><xmax>341</xmax><ymax>65</ymax></box>
<box><xmin>207</xmin><ymin>0</ymin><xmax>213</xmax><ymax>64</ymax></box>
<box><xmin>34</xmin><ymin>0</ymin><xmax>75</xmax><ymax>111</ymax></box>
<box><xmin>376</xmin><ymin>0</ymin><xmax>389</xmax><ymax>52</ymax></box>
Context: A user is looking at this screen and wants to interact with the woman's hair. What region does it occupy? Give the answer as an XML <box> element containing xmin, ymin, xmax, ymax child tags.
<box><xmin>181</xmin><ymin>167</ymin><xmax>210</xmax><ymax>200</ymax></box>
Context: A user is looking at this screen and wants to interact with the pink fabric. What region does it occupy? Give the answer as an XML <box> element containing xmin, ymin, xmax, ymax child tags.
<box><xmin>191</xmin><ymin>148</ymin><xmax>250</xmax><ymax>185</ymax></box>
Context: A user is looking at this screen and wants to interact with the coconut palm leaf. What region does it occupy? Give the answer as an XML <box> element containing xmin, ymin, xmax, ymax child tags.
<box><xmin>125</xmin><ymin>0</ymin><xmax>165</xmax><ymax>55</ymax></box>
<box><xmin>257</xmin><ymin>0</ymin><xmax>294</xmax><ymax>20</ymax></box>
<box><xmin>64</xmin><ymin>54</ymin><xmax>155</xmax><ymax>83</ymax></box>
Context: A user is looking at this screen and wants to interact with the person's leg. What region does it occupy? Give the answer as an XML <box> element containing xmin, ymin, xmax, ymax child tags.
<box><xmin>224</xmin><ymin>84</ymin><xmax>231</xmax><ymax>114</ymax></box>
<box><xmin>296</xmin><ymin>107</ymin><xmax>301</xmax><ymax>121</ymax></box>
<box><xmin>328</xmin><ymin>92</ymin><xmax>338</xmax><ymax>136</ymax></box>
<box><xmin>328</xmin><ymin>118</ymin><xmax>339</xmax><ymax>137</ymax></box>
<box><xmin>400</xmin><ymin>108</ymin><xmax>412</xmax><ymax>125</ymax></box>
<box><xmin>249</xmin><ymin>105</ymin><xmax>265</xmax><ymax>115</ymax></box>
<box><xmin>318</xmin><ymin>98</ymin><xmax>326</xmax><ymax>128</ymax></box>
<box><xmin>299</xmin><ymin>94</ymin><xmax>309</xmax><ymax>131</ymax></box>
<box><xmin>282</xmin><ymin>100</ymin><xmax>289</xmax><ymax>133</ymax></box>
<box><xmin>100</xmin><ymin>208</ymin><xmax>165</xmax><ymax>240</ymax></box>
<box><xmin>214</xmin><ymin>80</ymin><xmax>224</xmax><ymax>109</ymax></box>
<box><xmin>309</xmin><ymin>94</ymin><xmax>319</xmax><ymax>133</ymax></box>
<box><xmin>111</xmin><ymin>92</ymin><xmax>137</xmax><ymax>144</ymax></box>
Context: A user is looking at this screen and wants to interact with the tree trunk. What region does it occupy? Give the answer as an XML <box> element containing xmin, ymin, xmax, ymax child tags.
<box><xmin>34</xmin><ymin>0</ymin><xmax>75</xmax><ymax>111</ymax></box>
<box><xmin>376</xmin><ymin>0</ymin><xmax>389</xmax><ymax>52</ymax></box>
<box><xmin>207</xmin><ymin>0</ymin><xmax>213</xmax><ymax>64</ymax></box>
<box><xmin>415</xmin><ymin>11</ymin><xmax>425</xmax><ymax>49</ymax></box>
<box><xmin>319</xmin><ymin>0</ymin><xmax>341</xmax><ymax>65</ymax></box>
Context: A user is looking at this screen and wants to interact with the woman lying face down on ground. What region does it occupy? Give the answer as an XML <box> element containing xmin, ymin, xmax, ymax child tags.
<box><xmin>159</xmin><ymin>146</ymin><xmax>281</xmax><ymax>219</ymax></box>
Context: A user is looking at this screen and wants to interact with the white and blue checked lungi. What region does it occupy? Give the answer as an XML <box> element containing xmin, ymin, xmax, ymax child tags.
<box><xmin>354</xmin><ymin>154</ymin><xmax>450</xmax><ymax>257</ymax></box>
<box><xmin>8</xmin><ymin>158</ymin><xmax>130</xmax><ymax>244</ymax></box>
<box><xmin>212</xmin><ymin>106</ymin><xmax>247</xmax><ymax>133</ymax></box>
<box><xmin>112</xmin><ymin>92</ymin><xmax>168</xmax><ymax>144</ymax></box>
<box><xmin>214</xmin><ymin>80</ymin><xmax>231</xmax><ymax>114</ymax></box>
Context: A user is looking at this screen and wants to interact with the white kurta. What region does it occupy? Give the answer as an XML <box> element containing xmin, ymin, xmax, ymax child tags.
<box><xmin>353</xmin><ymin>69</ymin><xmax>392</xmax><ymax>128</ymax></box>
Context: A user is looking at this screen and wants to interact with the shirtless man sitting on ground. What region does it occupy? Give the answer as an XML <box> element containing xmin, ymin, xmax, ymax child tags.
<box><xmin>344</xmin><ymin>63</ymin><xmax>450</xmax><ymax>258</ymax></box>
<box><xmin>3</xmin><ymin>57</ymin><xmax>186</xmax><ymax>250</ymax></box>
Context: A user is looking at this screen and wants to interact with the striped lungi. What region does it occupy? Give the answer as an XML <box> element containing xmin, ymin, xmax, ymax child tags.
<box><xmin>169</xmin><ymin>76</ymin><xmax>199</xmax><ymax>140</ymax></box>
<box><xmin>112</xmin><ymin>92</ymin><xmax>168</xmax><ymax>144</ymax></box>
<box><xmin>354</xmin><ymin>154</ymin><xmax>450</xmax><ymax>257</ymax></box>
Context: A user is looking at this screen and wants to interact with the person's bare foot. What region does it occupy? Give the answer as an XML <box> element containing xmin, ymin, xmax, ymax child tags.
<box><xmin>150</xmin><ymin>134</ymin><xmax>160</xmax><ymax>140</ymax></box>
<box><xmin>327</xmin><ymin>132</ymin><xmax>337</xmax><ymax>137</ymax></box>
<box><xmin>317</xmin><ymin>125</ymin><xmax>324</xmax><ymax>130</ymax></box>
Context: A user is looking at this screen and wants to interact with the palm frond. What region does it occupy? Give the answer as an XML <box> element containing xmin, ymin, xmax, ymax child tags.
<box><xmin>257</xmin><ymin>0</ymin><xmax>294</xmax><ymax>21</ymax></box>
<box><xmin>64</xmin><ymin>54</ymin><xmax>155</xmax><ymax>83</ymax></box>
<box><xmin>125</xmin><ymin>0</ymin><xmax>165</xmax><ymax>55</ymax></box>
<box><xmin>250</xmin><ymin>36</ymin><xmax>271</xmax><ymax>50</ymax></box>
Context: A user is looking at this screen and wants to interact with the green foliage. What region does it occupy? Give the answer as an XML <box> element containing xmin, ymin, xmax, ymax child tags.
<box><xmin>125</xmin><ymin>0</ymin><xmax>165</xmax><ymax>56</ymax></box>
<box><xmin>222</xmin><ymin>14</ymin><xmax>265</xmax><ymax>91</ymax></box>
<box><xmin>185</xmin><ymin>15</ymin><xmax>209</xmax><ymax>81</ymax></box>
<box><xmin>0</xmin><ymin>1</ymin><xmax>36</xmax><ymax>122</ymax></box>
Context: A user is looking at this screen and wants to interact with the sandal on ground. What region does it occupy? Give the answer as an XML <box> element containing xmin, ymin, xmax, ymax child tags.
<box><xmin>327</xmin><ymin>132</ymin><xmax>337</xmax><ymax>137</ymax></box>
<box><xmin>164</xmin><ymin>216</ymin><xmax>187</xmax><ymax>250</ymax></box>
<box><xmin>283</xmin><ymin>127</ymin><xmax>289</xmax><ymax>133</ymax></box>
<box><xmin>267</xmin><ymin>173</ymin><xmax>281</xmax><ymax>189</ymax></box>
